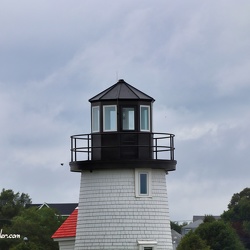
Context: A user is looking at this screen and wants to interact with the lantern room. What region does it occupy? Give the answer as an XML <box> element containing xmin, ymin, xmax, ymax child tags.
<box><xmin>70</xmin><ymin>79</ymin><xmax>176</xmax><ymax>172</ymax></box>
<box><xmin>90</xmin><ymin>79</ymin><xmax>153</xmax><ymax>134</ymax></box>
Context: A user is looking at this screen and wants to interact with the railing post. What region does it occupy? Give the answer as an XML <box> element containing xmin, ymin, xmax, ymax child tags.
<box><xmin>170</xmin><ymin>135</ymin><xmax>174</xmax><ymax>160</ymax></box>
<box><xmin>71</xmin><ymin>136</ymin><xmax>73</xmax><ymax>162</ymax></box>
<box><xmin>88</xmin><ymin>134</ymin><xmax>90</xmax><ymax>161</ymax></box>
<box><xmin>74</xmin><ymin>137</ymin><xmax>77</xmax><ymax>161</ymax></box>
<box><xmin>155</xmin><ymin>135</ymin><xmax>158</xmax><ymax>160</ymax></box>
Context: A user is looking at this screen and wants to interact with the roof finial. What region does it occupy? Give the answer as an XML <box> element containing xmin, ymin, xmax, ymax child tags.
<box><xmin>116</xmin><ymin>71</ymin><xmax>119</xmax><ymax>81</ymax></box>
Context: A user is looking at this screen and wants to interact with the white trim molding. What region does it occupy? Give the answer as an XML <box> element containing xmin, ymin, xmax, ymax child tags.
<box><xmin>137</xmin><ymin>240</ymin><xmax>157</xmax><ymax>250</ymax></box>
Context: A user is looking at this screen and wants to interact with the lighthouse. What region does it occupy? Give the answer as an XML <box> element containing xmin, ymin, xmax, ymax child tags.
<box><xmin>70</xmin><ymin>79</ymin><xmax>177</xmax><ymax>250</ymax></box>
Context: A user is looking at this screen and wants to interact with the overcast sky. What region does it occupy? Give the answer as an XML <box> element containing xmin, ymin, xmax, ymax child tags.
<box><xmin>1</xmin><ymin>0</ymin><xmax>250</xmax><ymax>222</ymax></box>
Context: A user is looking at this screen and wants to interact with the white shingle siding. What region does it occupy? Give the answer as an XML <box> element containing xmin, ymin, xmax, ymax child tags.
<box><xmin>56</xmin><ymin>239</ymin><xmax>75</xmax><ymax>250</ymax></box>
<box><xmin>74</xmin><ymin>168</ymin><xmax>173</xmax><ymax>250</ymax></box>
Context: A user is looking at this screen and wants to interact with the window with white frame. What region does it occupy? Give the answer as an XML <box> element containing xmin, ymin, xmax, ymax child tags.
<box><xmin>140</xmin><ymin>105</ymin><xmax>150</xmax><ymax>131</ymax></box>
<box><xmin>92</xmin><ymin>106</ymin><xmax>100</xmax><ymax>132</ymax></box>
<box><xmin>135</xmin><ymin>169</ymin><xmax>152</xmax><ymax>197</ymax></box>
<box><xmin>122</xmin><ymin>107</ymin><xmax>135</xmax><ymax>130</ymax></box>
<box><xmin>103</xmin><ymin>105</ymin><xmax>117</xmax><ymax>131</ymax></box>
<box><xmin>138</xmin><ymin>240</ymin><xmax>157</xmax><ymax>250</ymax></box>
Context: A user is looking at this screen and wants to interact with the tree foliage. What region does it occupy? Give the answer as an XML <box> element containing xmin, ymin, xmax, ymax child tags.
<box><xmin>1</xmin><ymin>207</ymin><xmax>64</xmax><ymax>250</ymax></box>
<box><xmin>203</xmin><ymin>215</ymin><xmax>216</xmax><ymax>223</ymax></box>
<box><xmin>222</xmin><ymin>187</ymin><xmax>250</xmax><ymax>248</ymax></box>
<box><xmin>177</xmin><ymin>231</ymin><xmax>211</xmax><ymax>250</ymax></box>
<box><xmin>0</xmin><ymin>189</ymin><xmax>64</xmax><ymax>250</ymax></box>
<box><xmin>14</xmin><ymin>207</ymin><xmax>63</xmax><ymax>249</ymax></box>
<box><xmin>177</xmin><ymin>217</ymin><xmax>244</xmax><ymax>250</ymax></box>
<box><xmin>196</xmin><ymin>220</ymin><xmax>244</xmax><ymax>250</ymax></box>
<box><xmin>0</xmin><ymin>189</ymin><xmax>31</xmax><ymax>227</ymax></box>
<box><xmin>227</xmin><ymin>187</ymin><xmax>250</xmax><ymax>210</ymax></box>
<box><xmin>177</xmin><ymin>188</ymin><xmax>250</xmax><ymax>249</ymax></box>
<box><xmin>171</xmin><ymin>221</ymin><xmax>188</xmax><ymax>234</ymax></box>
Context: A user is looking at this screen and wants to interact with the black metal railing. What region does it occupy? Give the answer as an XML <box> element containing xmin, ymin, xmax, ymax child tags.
<box><xmin>70</xmin><ymin>132</ymin><xmax>175</xmax><ymax>162</ymax></box>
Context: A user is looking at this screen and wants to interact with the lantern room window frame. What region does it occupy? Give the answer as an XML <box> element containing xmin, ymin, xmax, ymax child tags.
<box><xmin>103</xmin><ymin>105</ymin><xmax>117</xmax><ymax>132</ymax></box>
<box><xmin>91</xmin><ymin>106</ymin><xmax>100</xmax><ymax>133</ymax></box>
<box><xmin>122</xmin><ymin>106</ymin><xmax>135</xmax><ymax>131</ymax></box>
<box><xmin>140</xmin><ymin>105</ymin><xmax>150</xmax><ymax>132</ymax></box>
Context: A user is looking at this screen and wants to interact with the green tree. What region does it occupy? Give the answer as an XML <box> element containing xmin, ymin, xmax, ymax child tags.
<box><xmin>222</xmin><ymin>188</ymin><xmax>250</xmax><ymax>248</ymax></box>
<box><xmin>0</xmin><ymin>188</ymin><xmax>64</xmax><ymax>250</ymax></box>
<box><xmin>10</xmin><ymin>241</ymin><xmax>40</xmax><ymax>250</ymax></box>
<box><xmin>0</xmin><ymin>189</ymin><xmax>31</xmax><ymax>226</ymax></box>
<box><xmin>177</xmin><ymin>231</ymin><xmax>211</xmax><ymax>250</ymax></box>
<box><xmin>196</xmin><ymin>220</ymin><xmax>244</xmax><ymax>250</ymax></box>
<box><xmin>6</xmin><ymin>207</ymin><xmax>64</xmax><ymax>250</ymax></box>
<box><xmin>171</xmin><ymin>221</ymin><xmax>188</xmax><ymax>234</ymax></box>
<box><xmin>227</xmin><ymin>187</ymin><xmax>250</xmax><ymax>210</ymax></box>
<box><xmin>203</xmin><ymin>215</ymin><xmax>216</xmax><ymax>223</ymax></box>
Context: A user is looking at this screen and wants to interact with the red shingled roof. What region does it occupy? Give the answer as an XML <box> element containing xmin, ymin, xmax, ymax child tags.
<box><xmin>52</xmin><ymin>208</ymin><xmax>78</xmax><ymax>239</ymax></box>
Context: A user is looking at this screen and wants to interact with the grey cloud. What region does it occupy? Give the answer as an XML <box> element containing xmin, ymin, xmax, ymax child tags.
<box><xmin>1</xmin><ymin>0</ymin><xmax>250</xmax><ymax>221</ymax></box>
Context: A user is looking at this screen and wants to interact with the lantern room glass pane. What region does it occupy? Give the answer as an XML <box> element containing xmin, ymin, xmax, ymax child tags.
<box><xmin>92</xmin><ymin>106</ymin><xmax>99</xmax><ymax>132</ymax></box>
<box><xmin>122</xmin><ymin>107</ymin><xmax>135</xmax><ymax>130</ymax></box>
<box><xmin>103</xmin><ymin>105</ymin><xmax>117</xmax><ymax>131</ymax></box>
<box><xmin>140</xmin><ymin>106</ymin><xmax>150</xmax><ymax>131</ymax></box>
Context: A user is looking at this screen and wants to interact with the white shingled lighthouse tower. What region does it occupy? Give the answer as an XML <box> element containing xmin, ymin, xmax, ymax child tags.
<box><xmin>70</xmin><ymin>79</ymin><xmax>177</xmax><ymax>250</ymax></box>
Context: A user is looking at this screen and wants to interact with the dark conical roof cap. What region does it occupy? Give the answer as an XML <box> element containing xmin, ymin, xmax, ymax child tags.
<box><xmin>89</xmin><ymin>79</ymin><xmax>155</xmax><ymax>102</ymax></box>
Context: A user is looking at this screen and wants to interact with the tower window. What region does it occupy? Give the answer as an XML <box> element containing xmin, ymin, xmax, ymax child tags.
<box><xmin>92</xmin><ymin>106</ymin><xmax>100</xmax><ymax>132</ymax></box>
<box><xmin>135</xmin><ymin>169</ymin><xmax>152</xmax><ymax>197</ymax></box>
<box><xmin>122</xmin><ymin>107</ymin><xmax>135</xmax><ymax>130</ymax></box>
<box><xmin>140</xmin><ymin>173</ymin><xmax>148</xmax><ymax>194</ymax></box>
<box><xmin>103</xmin><ymin>105</ymin><xmax>117</xmax><ymax>131</ymax></box>
<box><xmin>140</xmin><ymin>105</ymin><xmax>150</xmax><ymax>131</ymax></box>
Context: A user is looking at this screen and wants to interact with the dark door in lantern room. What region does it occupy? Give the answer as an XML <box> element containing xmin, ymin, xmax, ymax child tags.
<box><xmin>120</xmin><ymin>106</ymin><xmax>138</xmax><ymax>159</ymax></box>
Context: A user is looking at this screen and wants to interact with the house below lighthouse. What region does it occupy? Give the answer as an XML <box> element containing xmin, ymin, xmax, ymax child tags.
<box><xmin>70</xmin><ymin>79</ymin><xmax>177</xmax><ymax>250</ymax></box>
